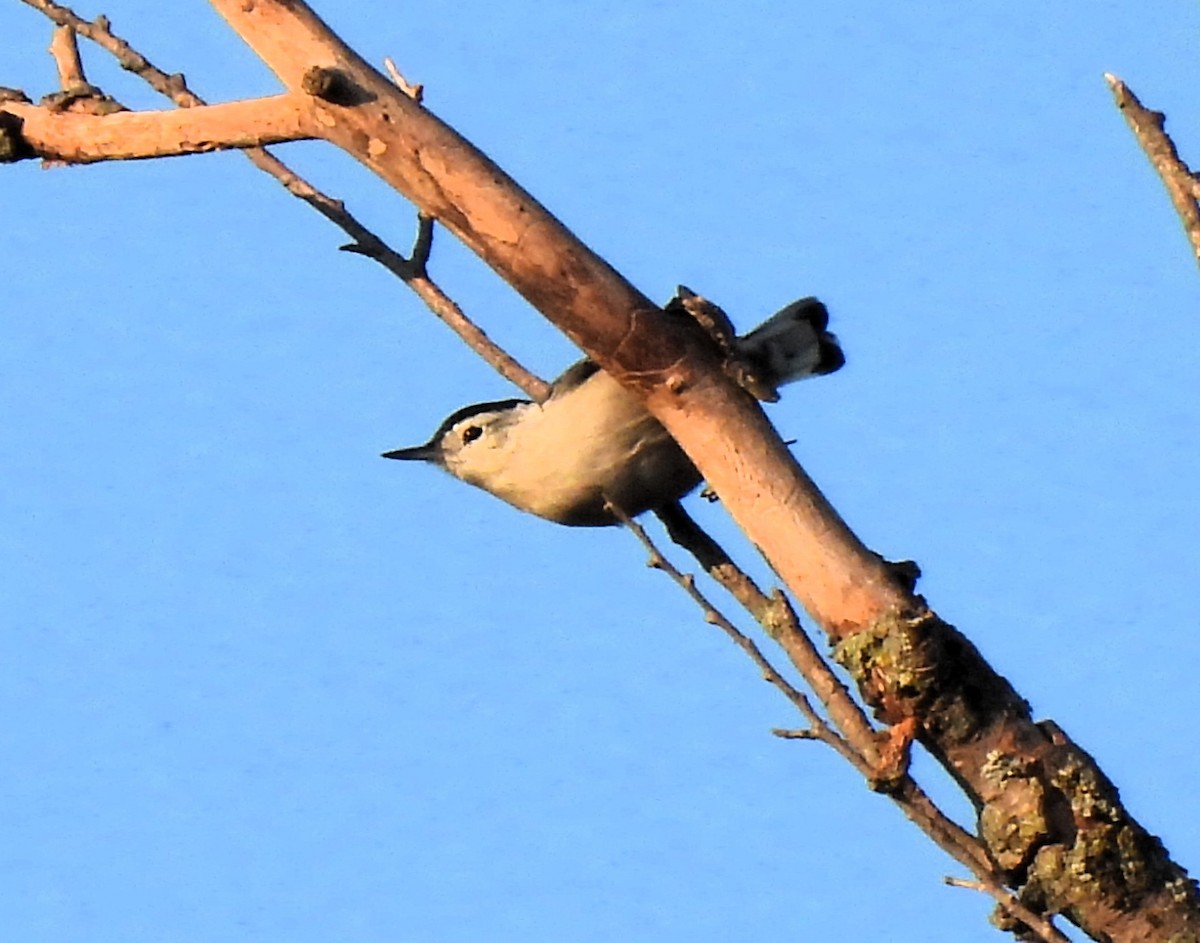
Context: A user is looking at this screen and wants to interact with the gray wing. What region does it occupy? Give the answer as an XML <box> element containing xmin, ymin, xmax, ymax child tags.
<box><xmin>550</xmin><ymin>357</ymin><xmax>603</xmax><ymax>397</ymax></box>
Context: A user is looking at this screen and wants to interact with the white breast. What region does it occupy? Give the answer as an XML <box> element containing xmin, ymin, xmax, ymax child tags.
<box><xmin>468</xmin><ymin>371</ymin><xmax>701</xmax><ymax>525</ymax></box>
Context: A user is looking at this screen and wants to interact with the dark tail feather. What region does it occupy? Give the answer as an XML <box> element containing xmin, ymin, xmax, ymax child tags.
<box><xmin>738</xmin><ymin>297</ymin><xmax>846</xmax><ymax>386</ymax></box>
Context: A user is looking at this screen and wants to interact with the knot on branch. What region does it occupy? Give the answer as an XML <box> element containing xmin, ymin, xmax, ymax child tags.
<box><xmin>880</xmin><ymin>555</ymin><xmax>922</xmax><ymax>592</ymax></box>
<box><xmin>0</xmin><ymin>111</ymin><xmax>33</xmax><ymax>163</ymax></box>
<box><xmin>832</xmin><ymin>608</ymin><xmax>1029</xmax><ymax>742</ymax></box>
<box><xmin>832</xmin><ymin>609</ymin><xmax>944</xmax><ymax>723</ymax></box>
<box><xmin>991</xmin><ymin>731</ymin><xmax>1200</xmax><ymax>937</ymax></box>
<box><xmin>301</xmin><ymin>66</ymin><xmax>369</xmax><ymax>106</ymax></box>
<box><xmin>40</xmin><ymin>87</ymin><xmax>127</xmax><ymax>116</ymax></box>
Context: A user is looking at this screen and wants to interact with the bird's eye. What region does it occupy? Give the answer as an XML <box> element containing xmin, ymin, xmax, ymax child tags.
<box><xmin>461</xmin><ymin>425</ymin><xmax>483</xmax><ymax>444</ymax></box>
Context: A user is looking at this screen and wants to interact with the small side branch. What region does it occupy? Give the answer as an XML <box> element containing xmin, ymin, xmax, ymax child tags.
<box><xmin>343</xmin><ymin>215</ymin><xmax>551</xmax><ymax>401</ymax></box>
<box><xmin>610</xmin><ymin>501</ymin><xmax>863</xmax><ymax>767</ymax></box>
<box><xmin>41</xmin><ymin>24</ymin><xmax>124</xmax><ymax>115</ymax></box>
<box><xmin>48</xmin><ymin>24</ymin><xmax>88</xmax><ymax>91</ymax></box>
<box><xmin>383</xmin><ymin>57</ymin><xmax>423</xmax><ymax>103</ymax></box>
<box><xmin>18</xmin><ymin>0</ymin><xmax>550</xmax><ymax>401</ymax></box>
<box><xmin>655</xmin><ymin>503</ymin><xmax>881</xmax><ymax>766</ymax></box>
<box><xmin>629</xmin><ymin>504</ymin><xmax>1064</xmax><ymax>943</ymax></box>
<box><xmin>1106</xmin><ymin>73</ymin><xmax>1200</xmax><ymax>269</ymax></box>
<box><xmin>1</xmin><ymin>93</ymin><xmax>319</xmax><ymax>163</ymax></box>
<box><xmin>945</xmin><ymin>877</ymin><xmax>1071</xmax><ymax>943</ymax></box>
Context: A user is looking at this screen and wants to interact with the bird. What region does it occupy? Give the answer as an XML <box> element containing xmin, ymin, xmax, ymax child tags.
<box><xmin>382</xmin><ymin>293</ymin><xmax>844</xmax><ymax>526</ymax></box>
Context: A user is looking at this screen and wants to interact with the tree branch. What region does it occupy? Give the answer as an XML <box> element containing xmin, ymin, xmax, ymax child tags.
<box><xmin>16</xmin><ymin>0</ymin><xmax>550</xmax><ymax>400</ymax></box>
<box><xmin>1106</xmin><ymin>72</ymin><xmax>1200</xmax><ymax>270</ymax></box>
<box><xmin>0</xmin><ymin>93</ymin><xmax>319</xmax><ymax>163</ymax></box>
<box><xmin>6</xmin><ymin>3</ymin><xmax>1198</xmax><ymax>939</ymax></box>
<box><xmin>135</xmin><ymin>3</ymin><xmax>1200</xmax><ymax>939</ymax></box>
<box><xmin>654</xmin><ymin>503</ymin><xmax>882</xmax><ymax>766</ymax></box>
<box><xmin>342</xmin><ymin>214</ymin><xmax>552</xmax><ymax>401</ymax></box>
<box><xmin>47</xmin><ymin>24</ymin><xmax>87</xmax><ymax>91</ymax></box>
<box><xmin>624</xmin><ymin>506</ymin><xmax>1067</xmax><ymax>943</ymax></box>
<box><xmin>612</xmin><ymin>503</ymin><xmax>863</xmax><ymax>769</ymax></box>
<box><xmin>204</xmin><ymin>0</ymin><xmax>906</xmax><ymax>634</ymax></box>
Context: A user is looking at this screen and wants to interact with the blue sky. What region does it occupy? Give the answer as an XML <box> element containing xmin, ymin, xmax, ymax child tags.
<box><xmin>2</xmin><ymin>3</ymin><xmax>1198</xmax><ymax>941</ymax></box>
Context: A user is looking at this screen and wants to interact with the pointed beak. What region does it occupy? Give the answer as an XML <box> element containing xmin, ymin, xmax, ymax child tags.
<box><xmin>381</xmin><ymin>443</ymin><xmax>439</xmax><ymax>462</ymax></box>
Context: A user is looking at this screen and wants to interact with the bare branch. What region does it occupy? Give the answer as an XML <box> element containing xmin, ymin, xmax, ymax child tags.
<box><xmin>1106</xmin><ymin>72</ymin><xmax>1200</xmax><ymax>270</ymax></box>
<box><xmin>771</xmin><ymin>727</ymin><xmax>820</xmax><ymax>740</ymax></box>
<box><xmin>624</xmin><ymin>505</ymin><xmax>1066</xmax><ymax>943</ymax></box>
<box><xmin>944</xmin><ymin>877</ymin><xmax>1072</xmax><ymax>943</ymax></box>
<box><xmin>0</xmin><ymin>93</ymin><xmax>318</xmax><ymax>163</ymax></box>
<box><xmin>21</xmin><ymin>0</ymin><xmax>228</xmax><ymax>106</ymax></box>
<box><xmin>48</xmin><ymin>24</ymin><xmax>87</xmax><ymax>91</ymax></box>
<box><xmin>654</xmin><ymin>503</ymin><xmax>881</xmax><ymax>766</ymax></box>
<box><xmin>383</xmin><ymin>56</ymin><xmax>423</xmax><ymax>103</ymax></box>
<box><xmin>610</xmin><ymin>501</ymin><xmax>864</xmax><ymax>769</ymax></box>
<box><xmin>7</xmin><ymin>4</ymin><xmax>1196</xmax><ymax>939</ymax></box>
<box><xmin>342</xmin><ymin>216</ymin><xmax>552</xmax><ymax>400</ymax></box>
<box><xmin>18</xmin><ymin>0</ymin><xmax>549</xmax><ymax>399</ymax></box>
<box><xmin>651</xmin><ymin>506</ymin><xmax>999</xmax><ymax>881</ymax></box>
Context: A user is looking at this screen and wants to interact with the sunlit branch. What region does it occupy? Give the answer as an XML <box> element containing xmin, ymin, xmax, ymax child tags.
<box><xmin>1</xmin><ymin>93</ymin><xmax>317</xmax><ymax>163</ymax></box>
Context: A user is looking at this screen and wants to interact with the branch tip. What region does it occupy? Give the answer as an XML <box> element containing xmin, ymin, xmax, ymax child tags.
<box><xmin>410</xmin><ymin>213</ymin><xmax>434</xmax><ymax>270</ymax></box>
<box><xmin>772</xmin><ymin>727</ymin><xmax>818</xmax><ymax>740</ymax></box>
<box><xmin>383</xmin><ymin>57</ymin><xmax>424</xmax><ymax>103</ymax></box>
<box><xmin>49</xmin><ymin>24</ymin><xmax>88</xmax><ymax>91</ymax></box>
<box><xmin>1107</xmin><ymin>74</ymin><xmax>1200</xmax><ymax>269</ymax></box>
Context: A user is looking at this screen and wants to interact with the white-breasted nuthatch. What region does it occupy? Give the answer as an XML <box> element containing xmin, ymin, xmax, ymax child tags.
<box><xmin>383</xmin><ymin>293</ymin><xmax>844</xmax><ymax>526</ymax></box>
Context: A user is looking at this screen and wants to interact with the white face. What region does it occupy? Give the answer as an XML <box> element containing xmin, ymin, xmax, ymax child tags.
<box><xmin>387</xmin><ymin>373</ymin><xmax>702</xmax><ymax>526</ymax></box>
<box><xmin>435</xmin><ymin>403</ymin><xmax>532</xmax><ymax>486</ymax></box>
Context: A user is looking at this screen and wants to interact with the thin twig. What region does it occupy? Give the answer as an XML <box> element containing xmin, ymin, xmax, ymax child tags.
<box><xmin>654</xmin><ymin>501</ymin><xmax>774</xmax><ymax>614</ymax></box>
<box><xmin>383</xmin><ymin>57</ymin><xmax>423</xmax><ymax>104</ymax></box>
<box><xmin>650</xmin><ymin>505</ymin><xmax>999</xmax><ymax>886</ymax></box>
<box><xmin>771</xmin><ymin>728</ymin><xmax>819</xmax><ymax>740</ymax></box>
<box><xmin>652</xmin><ymin>506</ymin><xmax>988</xmax><ymax>856</ymax></box>
<box><xmin>632</xmin><ymin>504</ymin><xmax>1065</xmax><ymax>943</ymax></box>
<box><xmin>1106</xmin><ymin>72</ymin><xmax>1200</xmax><ymax>270</ymax></box>
<box><xmin>610</xmin><ymin>502</ymin><xmax>864</xmax><ymax>768</ymax></box>
<box><xmin>945</xmin><ymin>876</ymin><xmax>989</xmax><ymax>892</ymax></box>
<box><xmin>342</xmin><ymin>216</ymin><xmax>551</xmax><ymax>400</ymax></box>
<box><xmin>48</xmin><ymin>24</ymin><xmax>86</xmax><ymax>90</ymax></box>
<box><xmin>945</xmin><ymin>877</ymin><xmax>1071</xmax><ymax>943</ymax></box>
<box><xmin>37</xmin><ymin>22</ymin><xmax>125</xmax><ymax>118</ymax></box>
<box><xmin>655</xmin><ymin>503</ymin><xmax>880</xmax><ymax>764</ymax></box>
<box><xmin>18</xmin><ymin>0</ymin><xmax>548</xmax><ymax>400</ymax></box>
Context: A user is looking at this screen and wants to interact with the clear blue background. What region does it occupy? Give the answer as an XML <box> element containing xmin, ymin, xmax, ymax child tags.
<box><xmin>2</xmin><ymin>3</ymin><xmax>1197</xmax><ymax>941</ymax></box>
